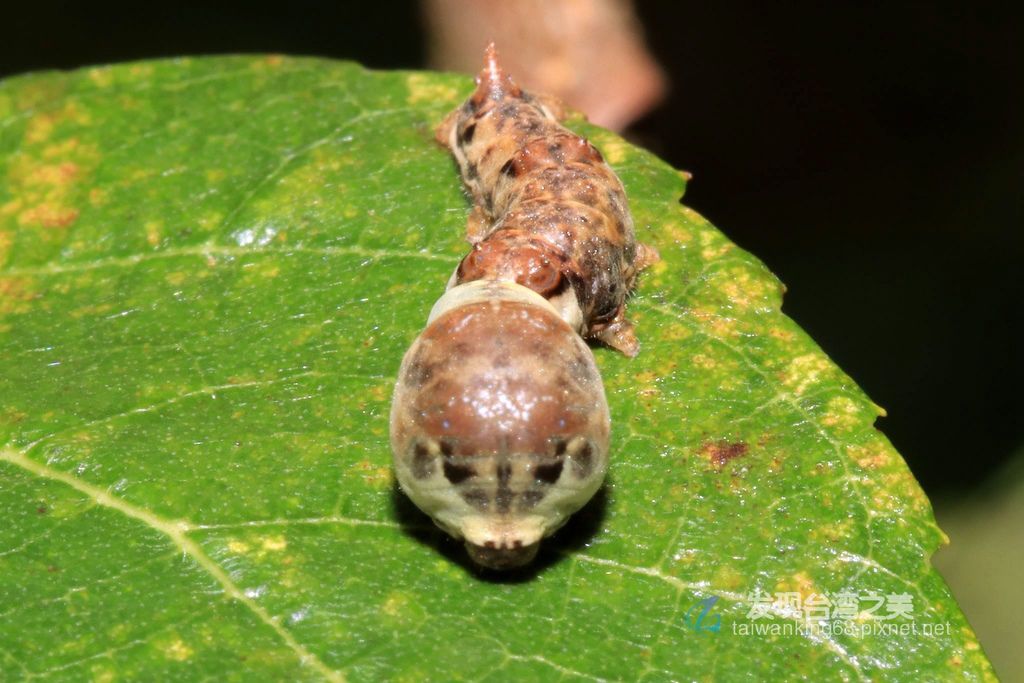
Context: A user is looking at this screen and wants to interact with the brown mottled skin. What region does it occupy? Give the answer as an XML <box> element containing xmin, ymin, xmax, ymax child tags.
<box><xmin>391</xmin><ymin>47</ymin><xmax>653</xmax><ymax>570</ymax></box>
<box><xmin>437</xmin><ymin>44</ymin><xmax>659</xmax><ymax>356</ymax></box>
<box><xmin>399</xmin><ymin>301</ymin><xmax>604</xmax><ymax>458</ymax></box>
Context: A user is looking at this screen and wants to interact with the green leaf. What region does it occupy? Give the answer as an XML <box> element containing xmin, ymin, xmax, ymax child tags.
<box><xmin>0</xmin><ymin>56</ymin><xmax>994</xmax><ymax>681</ymax></box>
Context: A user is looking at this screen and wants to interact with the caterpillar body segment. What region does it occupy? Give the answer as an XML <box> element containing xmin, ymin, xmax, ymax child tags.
<box><xmin>436</xmin><ymin>43</ymin><xmax>659</xmax><ymax>356</ymax></box>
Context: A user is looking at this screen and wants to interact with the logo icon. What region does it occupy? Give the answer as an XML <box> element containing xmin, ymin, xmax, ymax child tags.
<box><xmin>684</xmin><ymin>595</ymin><xmax>722</xmax><ymax>633</ymax></box>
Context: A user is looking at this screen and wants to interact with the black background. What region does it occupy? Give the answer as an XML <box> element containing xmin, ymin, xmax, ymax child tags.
<box><xmin>3</xmin><ymin>1</ymin><xmax>1021</xmax><ymax>498</ymax></box>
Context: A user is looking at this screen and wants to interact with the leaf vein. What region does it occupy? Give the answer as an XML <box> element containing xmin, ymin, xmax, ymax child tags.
<box><xmin>0</xmin><ymin>447</ymin><xmax>344</xmax><ymax>683</ymax></box>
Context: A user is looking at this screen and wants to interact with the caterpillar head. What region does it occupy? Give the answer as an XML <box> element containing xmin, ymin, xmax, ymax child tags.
<box><xmin>390</xmin><ymin>280</ymin><xmax>610</xmax><ymax>570</ymax></box>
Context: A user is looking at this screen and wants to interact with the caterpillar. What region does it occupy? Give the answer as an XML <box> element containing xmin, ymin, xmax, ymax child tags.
<box><xmin>390</xmin><ymin>45</ymin><xmax>658</xmax><ymax>570</ymax></box>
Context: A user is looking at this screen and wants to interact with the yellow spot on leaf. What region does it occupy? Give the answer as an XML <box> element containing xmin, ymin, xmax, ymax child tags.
<box><xmin>821</xmin><ymin>396</ymin><xmax>862</xmax><ymax>432</ymax></box>
<box><xmin>634</xmin><ymin>370</ymin><xmax>660</xmax><ymax>397</ymax></box>
<box><xmin>249</xmin><ymin>55</ymin><xmax>285</xmax><ymax>73</ymax></box>
<box><xmin>718</xmin><ymin>268</ymin><xmax>769</xmax><ymax>309</ymax></box>
<box><xmin>145</xmin><ymin>220</ymin><xmax>163</xmax><ymax>246</ymax></box>
<box><xmin>70</xmin><ymin>303</ymin><xmax>113</xmax><ymax>319</ymax></box>
<box><xmin>261</xmin><ymin>536</ymin><xmax>287</xmax><ymax>552</ymax></box>
<box><xmin>355</xmin><ymin>459</ymin><xmax>393</xmax><ymax>489</ymax></box>
<box><xmin>25</xmin><ymin>116</ymin><xmax>54</xmax><ymax>144</ymax></box>
<box><xmin>197</xmin><ymin>212</ymin><xmax>223</xmax><ymax>231</ymax></box>
<box><xmin>691</xmin><ymin>353</ymin><xmax>716</xmax><ymax>369</ymax></box>
<box><xmin>598</xmin><ymin>136</ymin><xmax>628</xmax><ymax>165</ymax></box>
<box><xmin>24</xmin><ymin>100</ymin><xmax>91</xmax><ymax>144</ymax></box>
<box><xmin>782</xmin><ymin>353</ymin><xmax>833</xmax><ymax>396</ymax></box>
<box><xmin>128</xmin><ymin>64</ymin><xmax>154</xmax><ymax>78</ymax></box>
<box><xmin>689</xmin><ymin>306</ymin><xmax>738</xmax><ymax>338</ymax></box>
<box><xmin>663</xmin><ymin>220</ymin><xmax>693</xmax><ymax>244</ymax></box>
<box><xmin>165</xmin><ymin>271</ymin><xmax>189</xmax><ymax>286</ymax></box>
<box><xmin>87</xmin><ymin>68</ymin><xmax>114</xmax><ymax>88</ymax></box>
<box><xmin>701</xmin><ymin>243</ymin><xmax>733</xmax><ymax>261</ymax></box>
<box><xmin>775</xmin><ymin>571</ymin><xmax>820</xmax><ymax>604</ymax></box>
<box><xmin>405</xmin><ymin>73</ymin><xmax>460</xmax><ymax>106</ymax></box>
<box><xmin>1</xmin><ymin>198</ymin><xmax>22</xmax><ymax>216</ymax></box>
<box><xmin>812</xmin><ymin>519</ymin><xmax>853</xmax><ymax>542</ymax></box>
<box><xmin>227</xmin><ymin>540</ymin><xmax>250</xmax><ymax>554</ymax></box>
<box><xmin>163</xmin><ymin>638</ymin><xmax>193</xmax><ymax>661</ymax></box>
<box><xmin>382</xmin><ymin>591</ymin><xmax>410</xmax><ymax>617</ymax></box>
<box><xmin>0</xmin><ymin>231</ymin><xmax>11</xmax><ymax>266</ymax></box>
<box><xmin>42</xmin><ymin>138</ymin><xmax>81</xmax><ymax>158</ymax></box>
<box><xmin>0</xmin><ymin>278</ymin><xmax>37</xmax><ymax>314</ymax></box>
<box><xmin>713</xmin><ymin>564</ymin><xmax>744</xmax><ymax>590</ymax></box>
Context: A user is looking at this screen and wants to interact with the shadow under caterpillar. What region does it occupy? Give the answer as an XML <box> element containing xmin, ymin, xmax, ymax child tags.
<box><xmin>390</xmin><ymin>45</ymin><xmax>658</xmax><ymax>570</ymax></box>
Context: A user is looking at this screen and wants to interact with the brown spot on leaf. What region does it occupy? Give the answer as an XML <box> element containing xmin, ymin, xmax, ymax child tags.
<box><xmin>18</xmin><ymin>204</ymin><xmax>79</xmax><ymax>228</ymax></box>
<box><xmin>0</xmin><ymin>278</ymin><xmax>39</xmax><ymax>315</ymax></box>
<box><xmin>27</xmin><ymin>161</ymin><xmax>79</xmax><ymax>186</ymax></box>
<box><xmin>700</xmin><ymin>440</ymin><xmax>749</xmax><ymax>470</ymax></box>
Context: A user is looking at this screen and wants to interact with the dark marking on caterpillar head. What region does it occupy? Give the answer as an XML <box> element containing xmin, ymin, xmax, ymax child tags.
<box><xmin>443</xmin><ymin>460</ymin><xmax>475</xmax><ymax>484</ymax></box>
<box><xmin>534</xmin><ymin>460</ymin><xmax>564</xmax><ymax>484</ymax></box>
<box><xmin>495</xmin><ymin>461</ymin><xmax>513</xmax><ymax>513</ymax></box>
<box><xmin>461</xmin><ymin>488</ymin><xmax>490</xmax><ymax>509</ymax></box>
<box><xmin>571</xmin><ymin>441</ymin><xmax>595</xmax><ymax>478</ymax></box>
<box><xmin>411</xmin><ymin>441</ymin><xmax>435</xmax><ymax>479</ymax></box>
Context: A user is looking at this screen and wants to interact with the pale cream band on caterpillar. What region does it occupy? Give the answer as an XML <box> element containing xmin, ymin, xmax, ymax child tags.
<box><xmin>390</xmin><ymin>45</ymin><xmax>658</xmax><ymax>570</ymax></box>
